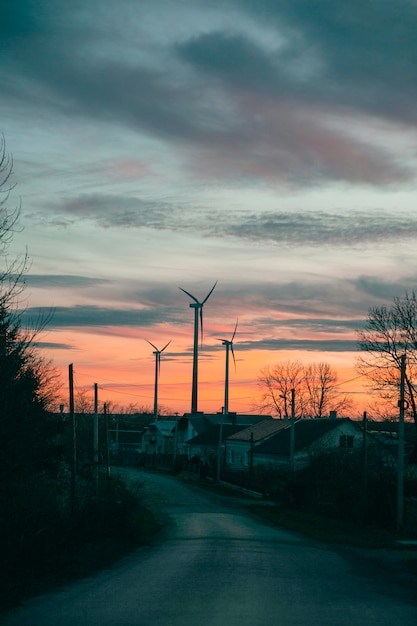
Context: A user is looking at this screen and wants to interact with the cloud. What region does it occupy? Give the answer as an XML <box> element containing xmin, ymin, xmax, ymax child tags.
<box><xmin>2</xmin><ymin>0</ymin><xmax>415</xmax><ymax>187</ymax></box>
<box><xmin>38</xmin><ymin>191</ymin><xmax>417</xmax><ymax>249</ymax></box>
<box><xmin>23</xmin><ymin>275</ymin><xmax>110</xmax><ymax>288</ymax></box>
<box><xmin>18</xmin><ymin>305</ymin><xmax>184</xmax><ymax>329</ymax></box>
<box><xmin>218</xmin><ymin>208</ymin><xmax>417</xmax><ymax>247</ymax></box>
<box><xmin>351</xmin><ymin>276</ymin><xmax>417</xmax><ymax>301</ymax></box>
<box><xmin>206</xmin><ymin>337</ymin><xmax>359</xmax><ymax>353</ymax></box>
<box><xmin>237</xmin><ymin>0</ymin><xmax>417</xmax><ymax>122</ymax></box>
<box><xmin>34</xmin><ymin>341</ymin><xmax>74</xmax><ymax>350</ymax></box>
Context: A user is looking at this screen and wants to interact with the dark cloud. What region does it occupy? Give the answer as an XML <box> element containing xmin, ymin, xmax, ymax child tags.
<box><xmin>177</xmin><ymin>31</ymin><xmax>280</xmax><ymax>91</ymax></box>
<box><xmin>34</xmin><ymin>341</ymin><xmax>74</xmax><ymax>350</ymax></box>
<box><xmin>18</xmin><ymin>305</ymin><xmax>185</xmax><ymax>329</ymax></box>
<box><xmin>207</xmin><ymin>337</ymin><xmax>359</xmax><ymax>353</ymax></box>
<box><xmin>351</xmin><ymin>276</ymin><xmax>417</xmax><ymax>300</ymax></box>
<box><xmin>251</xmin><ymin>318</ymin><xmax>365</xmax><ymax>334</ymax></box>
<box><xmin>46</xmin><ymin>193</ymin><xmax>417</xmax><ymax>248</ymax></box>
<box><xmin>2</xmin><ymin>1</ymin><xmax>415</xmax><ymax>186</ymax></box>
<box><xmin>24</xmin><ymin>275</ymin><xmax>109</xmax><ymax>288</ymax></box>
<box><xmin>218</xmin><ymin>209</ymin><xmax>417</xmax><ymax>247</ymax></box>
<box><xmin>237</xmin><ymin>0</ymin><xmax>417</xmax><ymax>121</ymax></box>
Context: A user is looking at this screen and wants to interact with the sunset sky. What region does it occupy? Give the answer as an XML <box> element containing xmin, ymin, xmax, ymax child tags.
<box><xmin>1</xmin><ymin>0</ymin><xmax>417</xmax><ymax>415</ymax></box>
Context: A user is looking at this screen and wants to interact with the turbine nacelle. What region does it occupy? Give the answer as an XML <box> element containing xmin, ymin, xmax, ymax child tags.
<box><xmin>217</xmin><ymin>319</ymin><xmax>238</xmax><ymax>369</ymax></box>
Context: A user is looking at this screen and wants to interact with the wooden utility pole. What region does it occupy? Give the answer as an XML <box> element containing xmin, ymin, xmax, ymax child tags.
<box><xmin>397</xmin><ymin>354</ymin><xmax>406</xmax><ymax>531</ymax></box>
<box><xmin>69</xmin><ymin>363</ymin><xmax>76</xmax><ymax>512</ymax></box>
<box><xmin>216</xmin><ymin>414</ymin><xmax>224</xmax><ymax>483</ymax></box>
<box><xmin>94</xmin><ymin>383</ymin><xmax>99</xmax><ymax>496</ymax></box>
<box><xmin>290</xmin><ymin>389</ymin><xmax>295</xmax><ymax>474</ymax></box>
<box><xmin>362</xmin><ymin>411</ymin><xmax>368</xmax><ymax>522</ymax></box>
<box><xmin>104</xmin><ymin>402</ymin><xmax>111</xmax><ymax>491</ymax></box>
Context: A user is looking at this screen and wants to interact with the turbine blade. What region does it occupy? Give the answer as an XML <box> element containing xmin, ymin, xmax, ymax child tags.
<box><xmin>202</xmin><ymin>280</ymin><xmax>218</xmax><ymax>304</ymax></box>
<box><xmin>200</xmin><ymin>307</ymin><xmax>204</xmax><ymax>346</ymax></box>
<box><xmin>161</xmin><ymin>340</ymin><xmax>172</xmax><ymax>352</ymax></box>
<box><xmin>231</xmin><ymin>318</ymin><xmax>238</xmax><ymax>341</ymax></box>
<box><xmin>231</xmin><ymin>343</ymin><xmax>236</xmax><ymax>370</ymax></box>
<box><xmin>157</xmin><ymin>352</ymin><xmax>161</xmax><ymax>374</ymax></box>
<box><xmin>145</xmin><ymin>339</ymin><xmax>158</xmax><ymax>351</ymax></box>
<box><xmin>179</xmin><ymin>287</ymin><xmax>200</xmax><ymax>304</ymax></box>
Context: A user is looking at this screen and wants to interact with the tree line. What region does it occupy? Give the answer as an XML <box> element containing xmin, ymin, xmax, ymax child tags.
<box><xmin>0</xmin><ymin>137</ymin><xmax>157</xmax><ymax>610</ymax></box>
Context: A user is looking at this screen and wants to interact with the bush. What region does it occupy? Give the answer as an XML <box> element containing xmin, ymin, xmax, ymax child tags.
<box><xmin>0</xmin><ymin>474</ymin><xmax>158</xmax><ymax>611</ymax></box>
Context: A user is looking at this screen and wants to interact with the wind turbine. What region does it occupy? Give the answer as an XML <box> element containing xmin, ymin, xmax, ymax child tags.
<box><xmin>145</xmin><ymin>339</ymin><xmax>171</xmax><ymax>419</ymax></box>
<box><xmin>217</xmin><ymin>319</ymin><xmax>238</xmax><ymax>416</ymax></box>
<box><xmin>179</xmin><ymin>280</ymin><xmax>217</xmax><ymax>414</ymax></box>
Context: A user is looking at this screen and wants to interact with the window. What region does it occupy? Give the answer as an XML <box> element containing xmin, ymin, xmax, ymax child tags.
<box><xmin>339</xmin><ymin>435</ymin><xmax>354</xmax><ymax>449</ymax></box>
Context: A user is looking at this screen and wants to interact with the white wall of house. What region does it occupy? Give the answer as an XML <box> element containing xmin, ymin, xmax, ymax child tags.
<box><xmin>142</xmin><ymin>425</ymin><xmax>175</xmax><ymax>455</ymax></box>
<box><xmin>252</xmin><ymin>420</ymin><xmax>364</xmax><ymax>470</ymax></box>
<box><xmin>225</xmin><ymin>440</ymin><xmax>252</xmax><ymax>468</ymax></box>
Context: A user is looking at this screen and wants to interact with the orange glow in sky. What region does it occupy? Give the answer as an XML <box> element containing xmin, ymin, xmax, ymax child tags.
<box><xmin>47</xmin><ymin>327</ymin><xmax>369</xmax><ymax>417</ymax></box>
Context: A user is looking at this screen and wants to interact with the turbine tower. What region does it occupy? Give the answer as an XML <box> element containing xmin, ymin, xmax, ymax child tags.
<box><xmin>179</xmin><ymin>281</ymin><xmax>217</xmax><ymax>414</ymax></box>
<box><xmin>145</xmin><ymin>339</ymin><xmax>171</xmax><ymax>419</ymax></box>
<box><xmin>217</xmin><ymin>319</ymin><xmax>238</xmax><ymax>416</ymax></box>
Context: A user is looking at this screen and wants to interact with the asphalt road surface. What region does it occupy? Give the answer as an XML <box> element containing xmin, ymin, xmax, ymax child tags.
<box><xmin>2</xmin><ymin>468</ymin><xmax>416</xmax><ymax>626</ymax></box>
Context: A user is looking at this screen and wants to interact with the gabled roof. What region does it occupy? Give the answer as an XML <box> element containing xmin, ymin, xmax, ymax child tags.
<box><xmin>187</xmin><ymin>424</ymin><xmax>246</xmax><ymax>446</ymax></box>
<box><xmin>227</xmin><ymin>418</ymin><xmax>289</xmax><ymax>443</ymax></box>
<box><xmin>183</xmin><ymin>413</ymin><xmax>271</xmax><ymax>428</ymax></box>
<box><xmin>255</xmin><ymin>418</ymin><xmax>360</xmax><ymax>456</ymax></box>
<box><xmin>148</xmin><ymin>420</ymin><xmax>176</xmax><ymax>436</ymax></box>
<box><xmin>187</xmin><ymin>415</ymin><xmax>216</xmax><ymax>435</ymax></box>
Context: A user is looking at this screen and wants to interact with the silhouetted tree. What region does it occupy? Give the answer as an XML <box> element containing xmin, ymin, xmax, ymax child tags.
<box><xmin>357</xmin><ymin>291</ymin><xmax>417</xmax><ymax>434</ymax></box>
<box><xmin>0</xmin><ymin>136</ymin><xmax>63</xmax><ymax>484</ymax></box>
<box><xmin>257</xmin><ymin>359</ymin><xmax>352</xmax><ymax>418</ymax></box>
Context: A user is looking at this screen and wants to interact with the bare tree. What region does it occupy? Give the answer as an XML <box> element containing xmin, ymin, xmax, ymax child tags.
<box><xmin>356</xmin><ymin>291</ymin><xmax>417</xmax><ymax>431</ymax></box>
<box><xmin>256</xmin><ymin>359</ymin><xmax>351</xmax><ymax>418</ymax></box>
<box><xmin>0</xmin><ymin>134</ymin><xmax>20</xmax><ymax>252</ymax></box>
<box><xmin>303</xmin><ymin>361</ymin><xmax>352</xmax><ymax>418</ymax></box>
<box><xmin>257</xmin><ymin>360</ymin><xmax>304</xmax><ymax>418</ymax></box>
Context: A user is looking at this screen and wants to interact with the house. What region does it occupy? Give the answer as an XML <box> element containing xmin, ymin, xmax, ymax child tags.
<box><xmin>108</xmin><ymin>428</ymin><xmax>143</xmax><ymax>453</ymax></box>
<box><xmin>186</xmin><ymin>424</ymin><xmax>247</xmax><ymax>461</ymax></box>
<box><xmin>225</xmin><ymin>419</ymin><xmax>290</xmax><ymax>469</ymax></box>
<box><xmin>141</xmin><ymin>419</ymin><xmax>177</xmax><ymax>455</ymax></box>
<box><xmin>251</xmin><ymin>418</ymin><xmax>364</xmax><ymax>470</ymax></box>
<box><xmin>176</xmin><ymin>412</ymin><xmax>271</xmax><ymax>459</ymax></box>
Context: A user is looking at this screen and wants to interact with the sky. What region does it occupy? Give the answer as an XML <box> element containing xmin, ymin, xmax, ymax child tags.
<box><xmin>1</xmin><ymin>0</ymin><xmax>417</xmax><ymax>416</ymax></box>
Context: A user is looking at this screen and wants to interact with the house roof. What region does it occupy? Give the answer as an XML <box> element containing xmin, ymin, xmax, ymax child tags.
<box><xmin>255</xmin><ymin>418</ymin><xmax>360</xmax><ymax>456</ymax></box>
<box><xmin>366</xmin><ymin>419</ymin><xmax>416</xmax><ymax>442</ymax></box>
<box><xmin>148</xmin><ymin>420</ymin><xmax>176</xmax><ymax>436</ymax></box>
<box><xmin>108</xmin><ymin>429</ymin><xmax>143</xmax><ymax>444</ymax></box>
<box><xmin>187</xmin><ymin>415</ymin><xmax>216</xmax><ymax>435</ymax></box>
<box><xmin>187</xmin><ymin>424</ymin><xmax>246</xmax><ymax>447</ymax></box>
<box><xmin>183</xmin><ymin>413</ymin><xmax>271</xmax><ymax>428</ymax></box>
<box><xmin>226</xmin><ymin>418</ymin><xmax>290</xmax><ymax>443</ymax></box>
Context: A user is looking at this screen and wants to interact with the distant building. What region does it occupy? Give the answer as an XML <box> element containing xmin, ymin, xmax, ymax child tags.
<box><xmin>225</xmin><ymin>417</ymin><xmax>364</xmax><ymax>471</ymax></box>
<box><xmin>176</xmin><ymin>412</ymin><xmax>271</xmax><ymax>459</ymax></box>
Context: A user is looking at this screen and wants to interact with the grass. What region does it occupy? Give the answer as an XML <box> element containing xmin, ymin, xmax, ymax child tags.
<box><xmin>247</xmin><ymin>504</ymin><xmax>400</xmax><ymax>548</ymax></box>
<box><xmin>0</xmin><ymin>477</ymin><xmax>162</xmax><ymax>612</ymax></box>
<box><xmin>190</xmin><ymin>477</ymin><xmax>417</xmax><ymax>577</ymax></box>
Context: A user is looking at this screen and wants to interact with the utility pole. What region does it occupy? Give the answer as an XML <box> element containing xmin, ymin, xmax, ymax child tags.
<box><xmin>362</xmin><ymin>411</ymin><xmax>368</xmax><ymax>522</ymax></box>
<box><xmin>104</xmin><ymin>402</ymin><xmax>111</xmax><ymax>492</ymax></box>
<box><xmin>94</xmin><ymin>383</ymin><xmax>99</xmax><ymax>496</ymax></box>
<box><xmin>290</xmin><ymin>388</ymin><xmax>295</xmax><ymax>474</ymax></box>
<box><xmin>69</xmin><ymin>364</ymin><xmax>76</xmax><ymax>512</ymax></box>
<box><xmin>216</xmin><ymin>411</ymin><xmax>224</xmax><ymax>483</ymax></box>
<box><xmin>397</xmin><ymin>354</ymin><xmax>406</xmax><ymax>531</ymax></box>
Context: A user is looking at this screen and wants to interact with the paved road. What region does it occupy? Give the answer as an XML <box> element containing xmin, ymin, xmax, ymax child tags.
<box><xmin>2</xmin><ymin>469</ymin><xmax>416</xmax><ymax>625</ymax></box>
